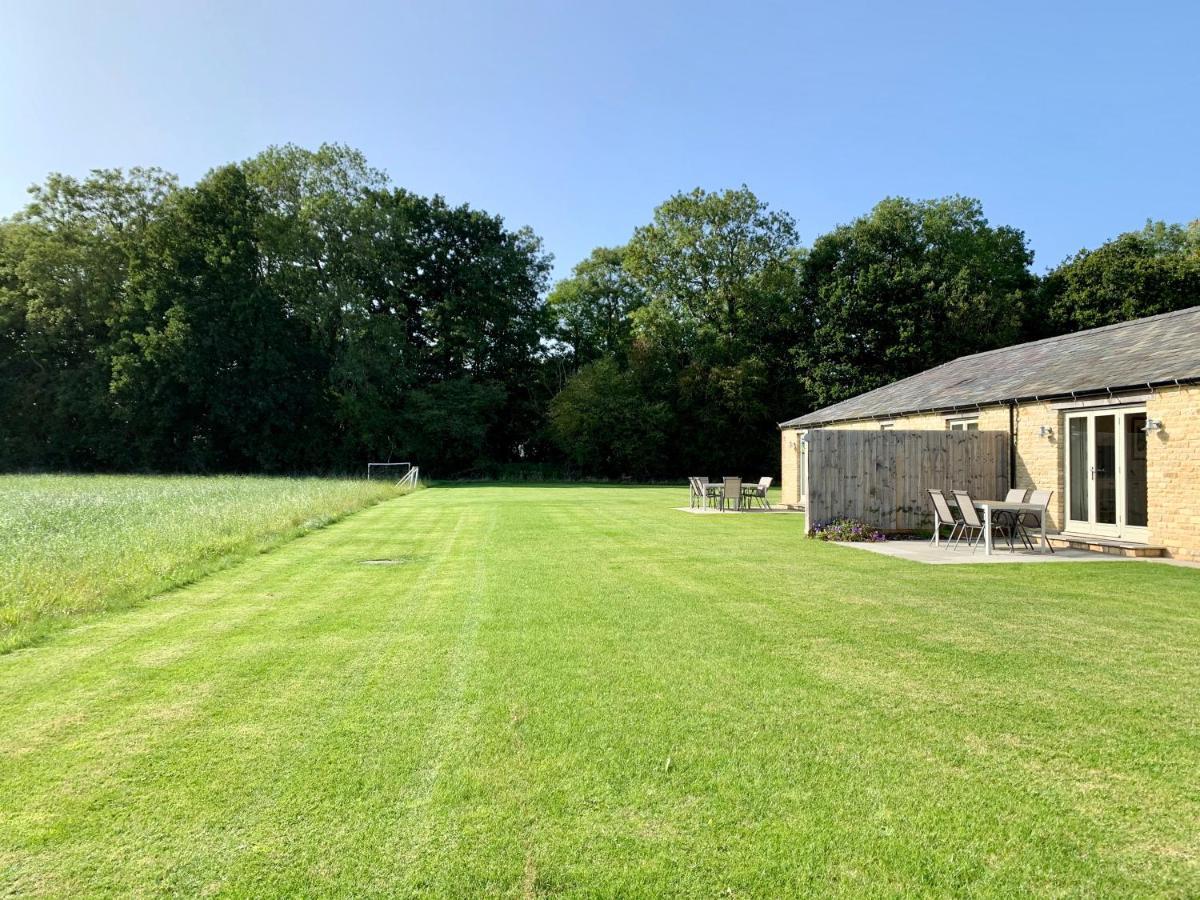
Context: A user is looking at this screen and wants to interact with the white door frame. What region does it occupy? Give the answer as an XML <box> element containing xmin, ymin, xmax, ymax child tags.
<box><xmin>1063</xmin><ymin>406</ymin><xmax>1149</xmax><ymax>542</ymax></box>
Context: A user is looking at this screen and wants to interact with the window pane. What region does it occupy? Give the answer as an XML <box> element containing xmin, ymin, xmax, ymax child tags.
<box><xmin>1069</xmin><ymin>417</ymin><xmax>1088</xmax><ymax>521</ymax></box>
<box><xmin>966</xmin><ymin>422</ymin><xmax>979</xmax><ymax>431</ymax></box>
<box><xmin>1125</xmin><ymin>413</ymin><xmax>1148</xmax><ymax>528</ymax></box>
<box><xmin>1095</xmin><ymin>415</ymin><xmax>1116</xmax><ymax>525</ymax></box>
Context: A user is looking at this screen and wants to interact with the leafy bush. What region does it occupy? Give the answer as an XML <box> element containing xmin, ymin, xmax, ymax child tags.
<box><xmin>809</xmin><ymin>518</ymin><xmax>887</xmax><ymax>542</ymax></box>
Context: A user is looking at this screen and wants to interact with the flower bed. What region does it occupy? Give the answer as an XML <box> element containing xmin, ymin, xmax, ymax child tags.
<box><xmin>809</xmin><ymin>518</ymin><xmax>888</xmax><ymax>542</ymax></box>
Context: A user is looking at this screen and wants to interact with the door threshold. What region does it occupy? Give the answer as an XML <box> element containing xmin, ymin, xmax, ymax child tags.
<box><xmin>1048</xmin><ymin>533</ymin><xmax>1165</xmax><ymax>557</ymax></box>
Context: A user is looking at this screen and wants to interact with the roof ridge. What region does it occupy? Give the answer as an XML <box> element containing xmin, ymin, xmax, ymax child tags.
<box><xmin>949</xmin><ymin>304</ymin><xmax>1200</xmax><ymax>365</ymax></box>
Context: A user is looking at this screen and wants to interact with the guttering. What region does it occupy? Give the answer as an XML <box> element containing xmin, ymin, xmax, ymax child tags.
<box><xmin>1007</xmin><ymin>401</ymin><xmax>1016</xmax><ymax>487</ymax></box>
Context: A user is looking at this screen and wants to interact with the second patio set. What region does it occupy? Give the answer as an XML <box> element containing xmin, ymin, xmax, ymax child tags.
<box><xmin>687</xmin><ymin>476</ymin><xmax>773</xmax><ymax>511</ymax></box>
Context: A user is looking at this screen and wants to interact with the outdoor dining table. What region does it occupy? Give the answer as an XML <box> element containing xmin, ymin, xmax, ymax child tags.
<box><xmin>936</xmin><ymin>497</ymin><xmax>1051</xmax><ymax>556</ymax></box>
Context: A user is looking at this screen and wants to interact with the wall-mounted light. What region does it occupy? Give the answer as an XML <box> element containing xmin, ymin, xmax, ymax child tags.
<box><xmin>1038</xmin><ymin>425</ymin><xmax>1054</xmax><ymax>438</ymax></box>
<box><xmin>799</xmin><ymin>433</ymin><xmax>810</xmax><ymax>445</ymax></box>
<box><xmin>1142</xmin><ymin>418</ymin><xmax>1163</xmax><ymax>434</ymax></box>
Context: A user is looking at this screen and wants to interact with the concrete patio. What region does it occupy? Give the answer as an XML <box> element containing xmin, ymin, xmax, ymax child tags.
<box><xmin>830</xmin><ymin>539</ymin><xmax>1198</xmax><ymax>566</ymax></box>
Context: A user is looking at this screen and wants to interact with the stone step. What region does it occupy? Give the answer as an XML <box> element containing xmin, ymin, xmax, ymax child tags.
<box><xmin>1046</xmin><ymin>533</ymin><xmax>1165</xmax><ymax>557</ymax></box>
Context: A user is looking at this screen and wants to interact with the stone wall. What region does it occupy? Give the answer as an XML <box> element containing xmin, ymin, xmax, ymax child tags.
<box><xmin>780</xmin><ymin>429</ymin><xmax>803</xmax><ymax>507</ymax></box>
<box><xmin>1147</xmin><ymin>384</ymin><xmax>1200</xmax><ymax>561</ymax></box>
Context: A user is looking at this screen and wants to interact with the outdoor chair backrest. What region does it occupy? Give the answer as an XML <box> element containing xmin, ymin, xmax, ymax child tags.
<box><xmin>723</xmin><ymin>476</ymin><xmax>741</xmax><ymax>496</ymax></box>
<box><xmin>1027</xmin><ymin>488</ymin><xmax>1052</xmax><ymax>510</ymax></box>
<box><xmin>758</xmin><ymin>476</ymin><xmax>773</xmax><ymax>492</ymax></box>
<box><xmin>953</xmin><ymin>490</ymin><xmax>984</xmax><ymax>528</ymax></box>
<box><xmin>928</xmin><ymin>489</ymin><xmax>956</xmax><ymax>523</ymax></box>
<box><xmin>688</xmin><ymin>477</ymin><xmax>702</xmax><ymax>496</ymax></box>
<box><xmin>1005</xmin><ymin>488</ymin><xmax>1028</xmax><ymax>503</ymax></box>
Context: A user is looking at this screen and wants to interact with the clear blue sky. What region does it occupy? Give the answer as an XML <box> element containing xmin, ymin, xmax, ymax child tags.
<box><xmin>3</xmin><ymin>1</ymin><xmax>1198</xmax><ymax>276</ymax></box>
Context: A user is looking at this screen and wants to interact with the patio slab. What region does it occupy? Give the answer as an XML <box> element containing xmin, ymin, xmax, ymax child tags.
<box><xmin>831</xmin><ymin>539</ymin><xmax>1136</xmax><ymax>565</ymax></box>
<box><xmin>673</xmin><ymin>506</ymin><xmax>803</xmax><ymax>515</ymax></box>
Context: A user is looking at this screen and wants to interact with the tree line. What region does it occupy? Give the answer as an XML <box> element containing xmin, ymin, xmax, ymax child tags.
<box><xmin>2</xmin><ymin>144</ymin><xmax>1197</xmax><ymax>478</ymax></box>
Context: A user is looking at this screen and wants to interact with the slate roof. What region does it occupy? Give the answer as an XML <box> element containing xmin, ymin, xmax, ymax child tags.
<box><xmin>781</xmin><ymin>306</ymin><xmax>1200</xmax><ymax>428</ymax></box>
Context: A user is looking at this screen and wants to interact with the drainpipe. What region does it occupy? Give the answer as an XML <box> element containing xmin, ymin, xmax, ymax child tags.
<box><xmin>1008</xmin><ymin>401</ymin><xmax>1017</xmax><ymax>488</ymax></box>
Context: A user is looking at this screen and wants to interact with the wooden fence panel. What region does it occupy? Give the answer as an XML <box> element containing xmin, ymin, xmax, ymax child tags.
<box><xmin>804</xmin><ymin>429</ymin><xmax>1010</xmax><ymax>533</ymax></box>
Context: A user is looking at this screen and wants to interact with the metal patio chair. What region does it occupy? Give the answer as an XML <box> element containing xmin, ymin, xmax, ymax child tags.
<box><xmin>995</xmin><ymin>488</ymin><xmax>1035</xmax><ymax>551</ymax></box>
<box><xmin>1016</xmin><ymin>489</ymin><xmax>1055</xmax><ymax>553</ymax></box>
<box><xmin>927</xmin><ymin>489</ymin><xmax>963</xmax><ymax>546</ymax></box>
<box><xmin>952</xmin><ymin>489</ymin><xmax>1017</xmax><ymax>552</ymax></box>
<box><xmin>720</xmin><ymin>476</ymin><xmax>743</xmax><ymax>511</ymax></box>
<box><xmin>742</xmin><ymin>476</ymin><xmax>773</xmax><ymax>509</ymax></box>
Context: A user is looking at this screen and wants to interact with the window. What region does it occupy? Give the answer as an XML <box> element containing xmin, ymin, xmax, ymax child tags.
<box><xmin>947</xmin><ymin>418</ymin><xmax>979</xmax><ymax>431</ymax></box>
<box><xmin>880</xmin><ymin>422</ymin><xmax>895</xmax><ymax>431</ymax></box>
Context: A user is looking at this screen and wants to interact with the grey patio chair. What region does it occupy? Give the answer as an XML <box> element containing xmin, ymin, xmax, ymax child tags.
<box><xmin>927</xmin><ymin>489</ymin><xmax>963</xmax><ymax>546</ymax></box>
<box><xmin>994</xmin><ymin>488</ymin><xmax>1035</xmax><ymax>550</ymax></box>
<box><xmin>742</xmin><ymin>476</ymin><xmax>773</xmax><ymax>509</ymax></box>
<box><xmin>720</xmin><ymin>476</ymin><xmax>742</xmax><ymax>511</ymax></box>
<box><xmin>952</xmin><ymin>489</ymin><xmax>1015</xmax><ymax>552</ymax></box>
<box><xmin>1016</xmin><ymin>489</ymin><xmax>1055</xmax><ymax>553</ymax></box>
<box><xmin>690</xmin><ymin>477</ymin><xmax>720</xmax><ymax>510</ymax></box>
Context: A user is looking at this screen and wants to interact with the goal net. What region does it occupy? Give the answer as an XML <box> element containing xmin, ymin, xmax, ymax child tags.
<box><xmin>366</xmin><ymin>462</ymin><xmax>412</xmax><ymax>482</ymax></box>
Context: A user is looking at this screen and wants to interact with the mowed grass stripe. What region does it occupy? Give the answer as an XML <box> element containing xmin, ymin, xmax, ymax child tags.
<box><xmin>1</xmin><ymin>485</ymin><xmax>1199</xmax><ymax>896</ymax></box>
<box><xmin>0</xmin><ymin>498</ymin><xmax>465</xmax><ymax>895</ymax></box>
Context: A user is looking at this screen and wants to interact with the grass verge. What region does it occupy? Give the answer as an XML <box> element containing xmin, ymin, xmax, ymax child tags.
<box><xmin>0</xmin><ymin>474</ymin><xmax>407</xmax><ymax>653</ymax></box>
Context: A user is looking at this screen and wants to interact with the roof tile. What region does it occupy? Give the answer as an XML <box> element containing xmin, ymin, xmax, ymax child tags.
<box><xmin>781</xmin><ymin>305</ymin><xmax>1200</xmax><ymax>427</ymax></box>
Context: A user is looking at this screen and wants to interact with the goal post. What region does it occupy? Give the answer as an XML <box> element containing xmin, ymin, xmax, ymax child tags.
<box><xmin>366</xmin><ymin>462</ymin><xmax>411</xmax><ymax>482</ymax></box>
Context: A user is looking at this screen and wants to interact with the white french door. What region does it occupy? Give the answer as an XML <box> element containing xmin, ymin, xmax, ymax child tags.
<box><xmin>1064</xmin><ymin>408</ymin><xmax>1149</xmax><ymax>541</ymax></box>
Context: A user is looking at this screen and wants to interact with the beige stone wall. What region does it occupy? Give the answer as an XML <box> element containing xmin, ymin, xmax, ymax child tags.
<box><xmin>1147</xmin><ymin>385</ymin><xmax>1200</xmax><ymax>561</ymax></box>
<box><xmin>1012</xmin><ymin>401</ymin><xmax>1065</xmax><ymax>532</ymax></box>
<box><xmin>780</xmin><ymin>429</ymin><xmax>803</xmax><ymax>507</ymax></box>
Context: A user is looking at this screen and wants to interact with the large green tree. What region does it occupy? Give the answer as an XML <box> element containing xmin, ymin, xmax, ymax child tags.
<box><xmin>111</xmin><ymin>165</ymin><xmax>322</xmax><ymax>471</ymax></box>
<box><xmin>0</xmin><ymin>146</ymin><xmax>553</xmax><ymax>475</ymax></box>
<box><xmin>548</xmin><ymin>358</ymin><xmax>672</xmax><ymax>478</ymax></box>
<box><xmin>1039</xmin><ymin>220</ymin><xmax>1200</xmax><ymax>334</ymax></box>
<box><xmin>546</xmin><ymin>245</ymin><xmax>643</xmax><ymax>369</ymax></box>
<box><xmin>0</xmin><ymin>168</ymin><xmax>177</xmax><ymax>468</ymax></box>
<box><xmin>548</xmin><ymin>187</ymin><xmax>806</xmax><ymax>478</ymax></box>
<box><xmin>624</xmin><ymin>186</ymin><xmax>802</xmax><ymax>357</ymax></box>
<box><xmin>797</xmin><ymin>196</ymin><xmax>1036</xmax><ymax>408</ymax></box>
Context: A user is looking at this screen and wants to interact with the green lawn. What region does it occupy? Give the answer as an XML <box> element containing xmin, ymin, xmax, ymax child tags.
<box><xmin>0</xmin><ymin>474</ymin><xmax>403</xmax><ymax>652</ymax></box>
<box><xmin>1</xmin><ymin>485</ymin><xmax>1198</xmax><ymax>897</ymax></box>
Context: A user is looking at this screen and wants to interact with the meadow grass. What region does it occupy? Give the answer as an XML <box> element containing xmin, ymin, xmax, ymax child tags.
<box><xmin>1</xmin><ymin>485</ymin><xmax>1198</xmax><ymax>896</ymax></box>
<box><xmin>0</xmin><ymin>474</ymin><xmax>404</xmax><ymax>652</ymax></box>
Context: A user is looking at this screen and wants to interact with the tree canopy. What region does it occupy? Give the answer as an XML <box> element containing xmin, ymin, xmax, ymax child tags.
<box><xmin>1039</xmin><ymin>220</ymin><xmax>1200</xmax><ymax>334</ymax></box>
<box><xmin>795</xmin><ymin>196</ymin><xmax>1036</xmax><ymax>407</ymax></box>
<box><xmin>1</xmin><ymin>147</ymin><xmax>1191</xmax><ymax>479</ymax></box>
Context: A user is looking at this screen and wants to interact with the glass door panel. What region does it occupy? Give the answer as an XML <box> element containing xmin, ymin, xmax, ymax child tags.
<box><xmin>1124</xmin><ymin>413</ymin><xmax>1148</xmax><ymax>529</ymax></box>
<box><xmin>1094</xmin><ymin>415</ymin><xmax>1117</xmax><ymax>525</ymax></box>
<box><xmin>1068</xmin><ymin>417</ymin><xmax>1089</xmax><ymax>523</ymax></box>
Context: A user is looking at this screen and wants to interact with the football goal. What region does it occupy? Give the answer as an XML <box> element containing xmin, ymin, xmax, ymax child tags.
<box><xmin>366</xmin><ymin>462</ymin><xmax>416</xmax><ymax>486</ymax></box>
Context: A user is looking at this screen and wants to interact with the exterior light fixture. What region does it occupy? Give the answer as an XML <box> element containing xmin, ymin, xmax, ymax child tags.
<box><xmin>1038</xmin><ymin>425</ymin><xmax>1054</xmax><ymax>438</ymax></box>
<box><xmin>799</xmin><ymin>433</ymin><xmax>810</xmax><ymax>445</ymax></box>
<box><xmin>1142</xmin><ymin>418</ymin><xmax>1163</xmax><ymax>434</ymax></box>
